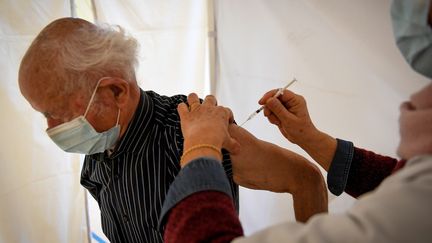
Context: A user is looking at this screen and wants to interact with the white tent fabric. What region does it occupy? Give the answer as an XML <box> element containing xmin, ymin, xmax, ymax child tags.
<box><xmin>93</xmin><ymin>0</ymin><xmax>210</xmax><ymax>97</ymax></box>
<box><xmin>0</xmin><ymin>1</ymin><xmax>88</xmax><ymax>243</ymax></box>
<box><xmin>214</xmin><ymin>0</ymin><xmax>429</xmax><ymax>235</ymax></box>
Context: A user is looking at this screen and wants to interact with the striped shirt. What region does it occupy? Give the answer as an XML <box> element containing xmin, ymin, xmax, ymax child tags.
<box><xmin>80</xmin><ymin>89</ymin><xmax>239</xmax><ymax>243</ymax></box>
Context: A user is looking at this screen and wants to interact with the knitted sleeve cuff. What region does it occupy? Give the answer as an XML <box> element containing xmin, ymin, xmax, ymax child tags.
<box><xmin>327</xmin><ymin>138</ymin><xmax>354</xmax><ymax>196</ymax></box>
<box><xmin>158</xmin><ymin>157</ymin><xmax>232</xmax><ymax>229</ymax></box>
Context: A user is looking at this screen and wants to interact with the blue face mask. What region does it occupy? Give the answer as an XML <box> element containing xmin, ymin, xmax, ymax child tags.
<box><xmin>46</xmin><ymin>77</ymin><xmax>121</xmax><ymax>155</ymax></box>
<box><xmin>391</xmin><ymin>0</ymin><xmax>432</xmax><ymax>79</ymax></box>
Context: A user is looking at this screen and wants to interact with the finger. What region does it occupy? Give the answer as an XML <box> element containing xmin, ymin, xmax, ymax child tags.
<box><xmin>266</xmin><ymin>97</ymin><xmax>295</xmax><ymax>122</ymax></box>
<box><xmin>277</xmin><ymin>88</ymin><xmax>297</xmax><ymax>100</ymax></box>
<box><xmin>267</xmin><ymin>114</ymin><xmax>281</xmax><ymax>125</ymax></box>
<box><xmin>263</xmin><ymin>106</ymin><xmax>272</xmax><ymax>117</ymax></box>
<box><xmin>223</xmin><ymin>107</ymin><xmax>235</xmax><ymax>124</ymax></box>
<box><xmin>187</xmin><ymin>93</ymin><xmax>200</xmax><ymax>107</ymax></box>
<box><xmin>399</xmin><ymin>101</ymin><xmax>413</xmax><ymax>111</ymax></box>
<box><xmin>262</xmin><ymin>107</ymin><xmax>281</xmax><ymax>125</ymax></box>
<box><xmin>228</xmin><ymin>124</ymin><xmax>241</xmax><ymax>137</ymax></box>
<box><xmin>222</xmin><ymin>136</ymin><xmax>241</xmax><ymax>154</ymax></box>
<box><xmin>203</xmin><ymin>95</ymin><xmax>217</xmax><ymax>106</ymax></box>
<box><xmin>189</xmin><ymin>103</ymin><xmax>200</xmax><ymax>111</ymax></box>
<box><xmin>177</xmin><ymin>103</ymin><xmax>189</xmax><ymax>120</ymax></box>
<box><xmin>277</xmin><ymin>89</ymin><xmax>304</xmax><ymax>108</ymax></box>
<box><xmin>263</xmin><ymin>106</ymin><xmax>279</xmax><ymax>118</ymax></box>
<box><xmin>227</xmin><ymin>125</ymin><xmax>256</xmax><ymax>154</ymax></box>
<box><xmin>258</xmin><ymin>89</ymin><xmax>279</xmax><ymax>105</ymax></box>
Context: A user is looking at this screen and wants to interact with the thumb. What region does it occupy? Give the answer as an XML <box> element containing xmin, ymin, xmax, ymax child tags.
<box><xmin>266</xmin><ymin>97</ymin><xmax>294</xmax><ymax>122</ymax></box>
<box><xmin>223</xmin><ymin>136</ymin><xmax>241</xmax><ymax>155</ymax></box>
<box><xmin>177</xmin><ymin>103</ymin><xmax>189</xmax><ymax>120</ymax></box>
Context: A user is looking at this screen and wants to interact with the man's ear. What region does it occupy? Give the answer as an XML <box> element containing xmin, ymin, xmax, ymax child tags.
<box><xmin>99</xmin><ymin>78</ymin><xmax>130</xmax><ymax>108</ymax></box>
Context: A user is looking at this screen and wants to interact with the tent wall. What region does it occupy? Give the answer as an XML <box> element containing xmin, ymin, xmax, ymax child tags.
<box><xmin>0</xmin><ymin>1</ymin><xmax>88</xmax><ymax>243</ymax></box>
<box><xmin>214</xmin><ymin>0</ymin><xmax>429</xmax><ymax>234</ymax></box>
<box><xmin>93</xmin><ymin>0</ymin><xmax>210</xmax><ymax>96</ymax></box>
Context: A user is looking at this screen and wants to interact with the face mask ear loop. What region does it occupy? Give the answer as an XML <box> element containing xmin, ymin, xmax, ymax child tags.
<box><xmin>84</xmin><ymin>77</ymin><xmax>110</xmax><ymax>118</ymax></box>
<box><xmin>115</xmin><ymin>109</ymin><xmax>121</xmax><ymax>126</ymax></box>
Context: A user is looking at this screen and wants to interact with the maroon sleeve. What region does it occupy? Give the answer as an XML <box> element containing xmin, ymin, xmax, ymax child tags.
<box><xmin>345</xmin><ymin>147</ymin><xmax>406</xmax><ymax>198</ymax></box>
<box><xmin>164</xmin><ymin>191</ymin><xmax>244</xmax><ymax>243</ymax></box>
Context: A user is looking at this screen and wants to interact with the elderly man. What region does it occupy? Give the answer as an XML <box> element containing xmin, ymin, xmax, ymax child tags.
<box><xmin>18</xmin><ymin>17</ymin><xmax>238</xmax><ymax>242</ymax></box>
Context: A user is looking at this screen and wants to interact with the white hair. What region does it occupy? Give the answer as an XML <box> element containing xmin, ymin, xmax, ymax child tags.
<box><xmin>20</xmin><ymin>18</ymin><xmax>139</xmax><ymax>98</ymax></box>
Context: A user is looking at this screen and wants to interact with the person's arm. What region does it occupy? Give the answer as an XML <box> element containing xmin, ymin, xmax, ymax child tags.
<box><xmin>324</xmin><ymin>138</ymin><xmax>404</xmax><ymax>197</ymax></box>
<box><xmin>165</xmin><ymin>190</ymin><xmax>241</xmax><ymax>243</ymax></box>
<box><xmin>161</xmin><ymin>158</ymin><xmax>243</xmax><ymax>243</ymax></box>
<box><xmin>159</xmin><ymin>93</ymin><xmax>242</xmax><ymax>242</ymax></box>
<box><xmin>228</xmin><ymin>125</ymin><xmax>328</xmax><ymax>222</ymax></box>
<box><xmin>165</xmin><ymin>191</ymin><xmax>240</xmax><ymax>243</ymax></box>
<box><xmin>343</xmin><ymin>147</ymin><xmax>404</xmax><ymax>198</ymax></box>
<box><xmin>259</xmin><ymin>89</ymin><xmax>404</xmax><ymax>197</ymax></box>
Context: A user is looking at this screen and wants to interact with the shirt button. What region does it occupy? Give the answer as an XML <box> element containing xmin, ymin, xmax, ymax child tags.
<box><xmin>122</xmin><ymin>214</ymin><xmax>129</xmax><ymax>222</ymax></box>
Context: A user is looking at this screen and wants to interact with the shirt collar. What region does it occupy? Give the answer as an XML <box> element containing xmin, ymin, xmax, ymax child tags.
<box><xmin>111</xmin><ymin>89</ymin><xmax>154</xmax><ymax>156</ymax></box>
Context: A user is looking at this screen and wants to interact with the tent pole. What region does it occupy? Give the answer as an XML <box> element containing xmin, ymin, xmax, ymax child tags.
<box><xmin>207</xmin><ymin>0</ymin><xmax>217</xmax><ymax>95</ymax></box>
<box><xmin>70</xmin><ymin>0</ymin><xmax>76</xmax><ymax>17</ymax></box>
<box><xmin>90</xmin><ymin>0</ymin><xmax>98</xmax><ymax>23</ymax></box>
<box><xmin>84</xmin><ymin>189</ymin><xmax>92</xmax><ymax>243</ymax></box>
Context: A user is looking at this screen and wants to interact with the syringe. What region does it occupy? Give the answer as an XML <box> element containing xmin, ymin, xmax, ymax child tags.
<box><xmin>239</xmin><ymin>78</ymin><xmax>297</xmax><ymax>127</ymax></box>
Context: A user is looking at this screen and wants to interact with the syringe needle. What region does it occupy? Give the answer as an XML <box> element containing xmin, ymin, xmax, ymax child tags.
<box><xmin>240</xmin><ymin>78</ymin><xmax>297</xmax><ymax>127</ymax></box>
<box><xmin>239</xmin><ymin>120</ymin><xmax>248</xmax><ymax>127</ymax></box>
<box><xmin>239</xmin><ymin>108</ymin><xmax>261</xmax><ymax>126</ymax></box>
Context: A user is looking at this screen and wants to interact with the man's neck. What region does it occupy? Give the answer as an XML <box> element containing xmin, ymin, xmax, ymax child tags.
<box><xmin>119</xmin><ymin>84</ymin><xmax>141</xmax><ymax>138</ymax></box>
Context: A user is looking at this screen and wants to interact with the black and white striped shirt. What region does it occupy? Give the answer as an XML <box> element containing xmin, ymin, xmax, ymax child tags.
<box><xmin>80</xmin><ymin>89</ymin><xmax>239</xmax><ymax>243</ymax></box>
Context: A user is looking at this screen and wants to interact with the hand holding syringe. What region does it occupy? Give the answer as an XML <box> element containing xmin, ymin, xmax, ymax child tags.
<box><xmin>239</xmin><ymin>78</ymin><xmax>297</xmax><ymax>127</ymax></box>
